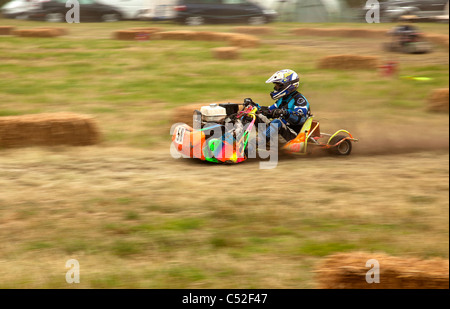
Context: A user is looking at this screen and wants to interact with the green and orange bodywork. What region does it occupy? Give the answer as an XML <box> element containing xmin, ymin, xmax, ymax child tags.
<box><xmin>172</xmin><ymin>106</ymin><xmax>257</xmax><ymax>164</ymax></box>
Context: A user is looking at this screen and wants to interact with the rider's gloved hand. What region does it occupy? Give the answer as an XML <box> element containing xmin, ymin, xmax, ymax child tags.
<box><xmin>259</xmin><ymin>106</ymin><xmax>270</xmax><ymax>116</ymax></box>
<box><xmin>244</xmin><ymin>98</ymin><xmax>254</xmax><ymax>106</ymax></box>
<box><xmin>272</xmin><ymin>109</ymin><xmax>288</xmax><ymax>118</ymax></box>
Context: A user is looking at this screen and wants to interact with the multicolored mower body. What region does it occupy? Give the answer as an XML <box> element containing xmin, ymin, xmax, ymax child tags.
<box><xmin>172</xmin><ymin>103</ymin><xmax>256</xmax><ymax>164</ymax></box>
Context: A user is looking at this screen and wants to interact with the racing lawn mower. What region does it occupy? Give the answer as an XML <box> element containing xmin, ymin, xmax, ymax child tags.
<box><xmin>384</xmin><ymin>25</ymin><xmax>432</xmax><ymax>54</ymax></box>
<box><xmin>171</xmin><ymin>101</ymin><xmax>358</xmax><ymax>164</ymax></box>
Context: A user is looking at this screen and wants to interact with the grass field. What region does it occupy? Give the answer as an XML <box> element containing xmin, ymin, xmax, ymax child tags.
<box><xmin>0</xmin><ymin>18</ymin><xmax>448</xmax><ymax>288</ymax></box>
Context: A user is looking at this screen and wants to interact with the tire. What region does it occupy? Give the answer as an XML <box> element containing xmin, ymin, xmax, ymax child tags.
<box><xmin>328</xmin><ymin>135</ymin><xmax>352</xmax><ymax>156</ymax></box>
<box><xmin>102</xmin><ymin>12</ymin><xmax>121</xmax><ymax>22</ymax></box>
<box><xmin>15</xmin><ymin>14</ymin><xmax>29</xmax><ymax>20</ymax></box>
<box><xmin>45</xmin><ymin>12</ymin><xmax>64</xmax><ymax>23</ymax></box>
<box><xmin>185</xmin><ymin>16</ymin><xmax>205</xmax><ymax>26</ymax></box>
<box><xmin>248</xmin><ymin>16</ymin><xmax>266</xmax><ymax>25</ymax></box>
<box><xmin>411</xmin><ymin>42</ymin><xmax>431</xmax><ymax>54</ymax></box>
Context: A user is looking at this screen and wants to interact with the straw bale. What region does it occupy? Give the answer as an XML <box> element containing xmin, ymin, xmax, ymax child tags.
<box><xmin>291</xmin><ymin>27</ymin><xmax>386</xmax><ymax>39</ymax></box>
<box><xmin>227</xmin><ymin>34</ymin><xmax>260</xmax><ymax>48</ymax></box>
<box><xmin>0</xmin><ymin>26</ymin><xmax>15</xmax><ymax>35</ymax></box>
<box><xmin>233</xmin><ymin>26</ymin><xmax>273</xmax><ymax>35</ymax></box>
<box><xmin>427</xmin><ymin>88</ymin><xmax>449</xmax><ymax>113</ymax></box>
<box><xmin>13</xmin><ymin>28</ymin><xmax>64</xmax><ymax>38</ymax></box>
<box><xmin>318</xmin><ymin>54</ymin><xmax>380</xmax><ymax>70</ymax></box>
<box><xmin>315</xmin><ymin>251</ymin><xmax>449</xmax><ymax>289</ymax></box>
<box><xmin>424</xmin><ymin>34</ymin><xmax>449</xmax><ymax>49</ymax></box>
<box><xmin>0</xmin><ymin>113</ymin><xmax>101</xmax><ymax>148</ymax></box>
<box><xmin>114</xmin><ymin>28</ymin><xmax>160</xmax><ymax>40</ymax></box>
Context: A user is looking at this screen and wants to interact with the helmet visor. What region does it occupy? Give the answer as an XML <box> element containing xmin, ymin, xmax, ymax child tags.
<box><xmin>273</xmin><ymin>82</ymin><xmax>284</xmax><ymax>91</ymax></box>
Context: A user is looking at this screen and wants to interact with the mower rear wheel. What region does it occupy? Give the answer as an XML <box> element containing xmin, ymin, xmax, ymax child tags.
<box><xmin>328</xmin><ymin>135</ymin><xmax>352</xmax><ymax>156</ymax></box>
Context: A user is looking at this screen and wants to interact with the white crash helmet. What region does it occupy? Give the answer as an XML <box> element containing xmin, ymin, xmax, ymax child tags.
<box><xmin>266</xmin><ymin>69</ymin><xmax>300</xmax><ymax>100</ymax></box>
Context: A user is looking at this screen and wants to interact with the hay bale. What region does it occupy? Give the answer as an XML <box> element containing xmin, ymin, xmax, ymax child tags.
<box><xmin>156</xmin><ymin>30</ymin><xmax>197</xmax><ymax>40</ymax></box>
<box><xmin>114</xmin><ymin>30</ymin><xmax>138</xmax><ymax>40</ymax></box>
<box><xmin>291</xmin><ymin>27</ymin><xmax>386</xmax><ymax>39</ymax></box>
<box><xmin>0</xmin><ymin>26</ymin><xmax>15</xmax><ymax>35</ymax></box>
<box><xmin>190</xmin><ymin>31</ymin><xmax>222</xmax><ymax>41</ymax></box>
<box><xmin>12</xmin><ymin>28</ymin><xmax>65</xmax><ymax>38</ymax></box>
<box><xmin>129</xmin><ymin>27</ymin><xmax>161</xmax><ymax>33</ymax></box>
<box><xmin>0</xmin><ymin>113</ymin><xmax>101</xmax><ymax>148</ymax></box>
<box><xmin>315</xmin><ymin>252</ymin><xmax>449</xmax><ymax>289</ymax></box>
<box><xmin>35</xmin><ymin>27</ymin><xmax>69</xmax><ymax>36</ymax></box>
<box><xmin>427</xmin><ymin>88</ymin><xmax>449</xmax><ymax>113</ymax></box>
<box><xmin>125</xmin><ymin>30</ymin><xmax>259</xmax><ymax>48</ymax></box>
<box><xmin>212</xmin><ymin>47</ymin><xmax>240</xmax><ymax>60</ymax></box>
<box><xmin>227</xmin><ymin>34</ymin><xmax>260</xmax><ymax>48</ymax></box>
<box><xmin>114</xmin><ymin>28</ymin><xmax>160</xmax><ymax>40</ymax></box>
<box><xmin>424</xmin><ymin>34</ymin><xmax>449</xmax><ymax>49</ymax></box>
<box><xmin>233</xmin><ymin>26</ymin><xmax>273</xmax><ymax>35</ymax></box>
<box><xmin>318</xmin><ymin>54</ymin><xmax>380</xmax><ymax>70</ymax></box>
<box><xmin>214</xmin><ymin>32</ymin><xmax>238</xmax><ymax>41</ymax></box>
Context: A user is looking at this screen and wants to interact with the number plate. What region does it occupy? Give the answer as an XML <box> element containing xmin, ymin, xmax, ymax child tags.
<box><xmin>175</xmin><ymin>127</ymin><xmax>186</xmax><ymax>144</ymax></box>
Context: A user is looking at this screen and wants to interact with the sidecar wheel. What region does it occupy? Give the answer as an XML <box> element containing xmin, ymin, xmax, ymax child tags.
<box><xmin>328</xmin><ymin>135</ymin><xmax>352</xmax><ymax>156</ymax></box>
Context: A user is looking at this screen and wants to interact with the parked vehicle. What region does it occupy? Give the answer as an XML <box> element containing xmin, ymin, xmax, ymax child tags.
<box><xmin>136</xmin><ymin>0</ymin><xmax>177</xmax><ymax>21</ymax></box>
<box><xmin>173</xmin><ymin>0</ymin><xmax>278</xmax><ymax>25</ymax></box>
<box><xmin>362</xmin><ymin>0</ymin><xmax>449</xmax><ymax>22</ymax></box>
<box><xmin>27</xmin><ymin>0</ymin><xmax>123</xmax><ymax>22</ymax></box>
<box><xmin>96</xmin><ymin>0</ymin><xmax>151</xmax><ymax>20</ymax></box>
<box><xmin>1</xmin><ymin>0</ymin><xmax>43</xmax><ymax>19</ymax></box>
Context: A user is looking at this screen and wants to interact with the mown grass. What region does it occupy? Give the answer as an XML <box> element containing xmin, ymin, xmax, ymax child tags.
<box><xmin>0</xmin><ymin>20</ymin><xmax>448</xmax><ymax>129</ymax></box>
<box><xmin>0</xmin><ymin>148</ymin><xmax>447</xmax><ymax>288</ymax></box>
<box><xmin>0</xmin><ymin>19</ymin><xmax>448</xmax><ymax>288</ymax></box>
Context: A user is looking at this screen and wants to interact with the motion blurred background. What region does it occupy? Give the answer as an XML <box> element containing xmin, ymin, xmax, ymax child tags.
<box><xmin>0</xmin><ymin>0</ymin><xmax>448</xmax><ymax>288</ymax></box>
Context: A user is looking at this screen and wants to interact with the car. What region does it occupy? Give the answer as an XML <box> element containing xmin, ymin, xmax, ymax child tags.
<box><xmin>1</xmin><ymin>0</ymin><xmax>44</xmax><ymax>19</ymax></box>
<box><xmin>385</xmin><ymin>0</ymin><xmax>448</xmax><ymax>21</ymax></box>
<box><xmin>27</xmin><ymin>0</ymin><xmax>123</xmax><ymax>22</ymax></box>
<box><xmin>96</xmin><ymin>0</ymin><xmax>169</xmax><ymax>20</ymax></box>
<box><xmin>362</xmin><ymin>0</ymin><xmax>449</xmax><ymax>22</ymax></box>
<box><xmin>173</xmin><ymin>0</ymin><xmax>278</xmax><ymax>25</ymax></box>
<box><xmin>136</xmin><ymin>0</ymin><xmax>177</xmax><ymax>21</ymax></box>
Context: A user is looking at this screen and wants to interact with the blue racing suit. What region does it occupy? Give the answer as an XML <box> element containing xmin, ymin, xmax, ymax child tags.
<box><xmin>265</xmin><ymin>91</ymin><xmax>311</xmax><ymax>141</ymax></box>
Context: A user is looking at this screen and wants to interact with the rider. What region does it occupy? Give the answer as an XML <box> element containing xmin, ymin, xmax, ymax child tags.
<box><xmin>390</xmin><ymin>24</ymin><xmax>420</xmax><ymax>47</ymax></box>
<box><xmin>247</xmin><ymin>69</ymin><xmax>311</xmax><ymax>143</ymax></box>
